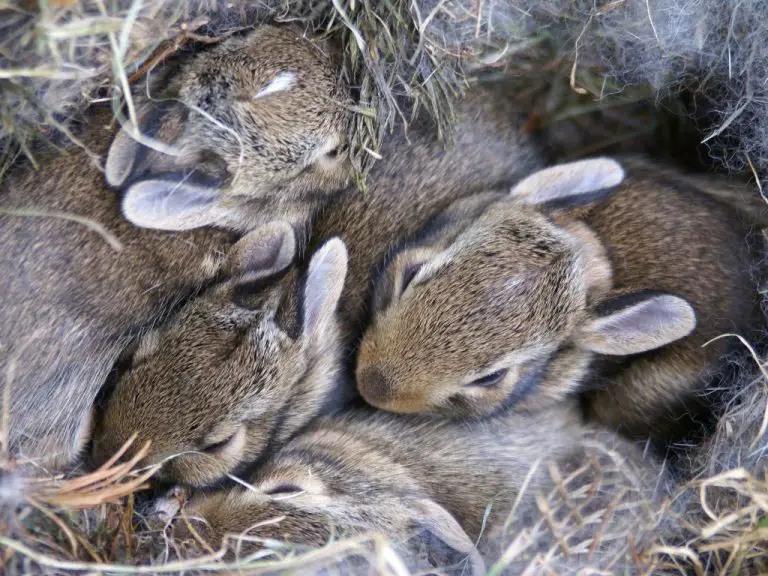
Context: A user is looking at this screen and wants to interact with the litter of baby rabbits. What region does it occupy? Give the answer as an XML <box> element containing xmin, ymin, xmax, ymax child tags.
<box><xmin>2</xmin><ymin>0</ymin><xmax>768</xmax><ymax>575</ymax></box>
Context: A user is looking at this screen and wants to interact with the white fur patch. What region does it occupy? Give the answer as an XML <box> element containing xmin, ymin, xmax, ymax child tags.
<box><xmin>134</xmin><ymin>330</ymin><xmax>161</xmax><ymax>362</ymax></box>
<box><xmin>255</xmin><ymin>72</ymin><xmax>297</xmax><ymax>99</ymax></box>
<box><xmin>150</xmin><ymin>487</ymin><xmax>185</xmax><ymax>523</ymax></box>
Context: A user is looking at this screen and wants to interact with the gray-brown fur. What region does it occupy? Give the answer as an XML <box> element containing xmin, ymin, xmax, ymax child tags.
<box><xmin>297</xmin><ymin>82</ymin><xmax>542</xmax><ymax>333</ymax></box>
<box><xmin>92</xmin><ymin>83</ymin><xmax>542</xmax><ymax>485</ymax></box>
<box><xmin>110</xmin><ymin>25</ymin><xmax>351</xmax><ymax>232</ymax></box>
<box><xmin>0</xmin><ymin>25</ymin><xmax>350</xmax><ymax>471</ymax></box>
<box><xmin>173</xmin><ymin>401</ymin><xmax>662</xmax><ymax>574</ymax></box>
<box><xmin>92</xmin><ymin>234</ymin><xmax>349</xmax><ymax>487</ymax></box>
<box><xmin>357</xmin><ymin>157</ymin><xmax>762</xmax><ymax>441</ymax></box>
<box><xmin>581</xmin><ymin>157</ymin><xmax>761</xmax><ymax>438</ymax></box>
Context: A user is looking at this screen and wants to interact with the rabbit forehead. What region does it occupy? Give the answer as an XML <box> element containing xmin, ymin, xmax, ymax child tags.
<box><xmin>367</xmin><ymin>233</ymin><xmax>586</xmax><ymax>386</ymax></box>
<box><xmin>179</xmin><ymin>27</ymin><xmax>341</xmax><ymax>119</ymax></box>
<box><xmin>401</xmin><ymin>262</ymin><xmax>580</xmax><ymax>364</ymax></box>
<box><xmin>415</xmin><ymin>206</ymin><xmax>572</xmax><ymax>281</ymax></box>
<box><xmin>99</xmin><ymin>302</ymin><xmax>291</xmax><ymax>455</ymax></box>
<box><xmin>415</xmin><ymin>211</ymin><xmax>581</xmax><ymax>326</ymax></box>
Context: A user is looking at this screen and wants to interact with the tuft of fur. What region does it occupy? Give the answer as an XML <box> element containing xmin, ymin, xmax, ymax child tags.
<box><xmin>521</xmin><ymin>0</ymin><xmax>768</xmax><ymax>184</ymax></box>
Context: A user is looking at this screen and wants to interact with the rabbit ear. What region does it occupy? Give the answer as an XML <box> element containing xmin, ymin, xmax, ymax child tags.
<box><xmin>411</xmin><ymin>498</ymin><xmax>485</xmax><ymax>576</ymax></box>
<box><xmin>106</xmin><ymin>123</ymin><xmax>142</xmax><ymax>187</ymax></box>
<box><xmin>121</xmin><ymin>177</ymin><xmax>229</xmax><ymax>231</ymax></box>
<box><xmin>579</xmin><ymin>292</ymin><xmax>696</xmax><ymax>355</ymax></box>
<box><xmin>302</xmin><ymin>238</ymin><xmax>348</xmax><ymax>339</ymax></box>
<box><xmin>106</xmin><ymin>101</ymin><xmax>181</xmax><ymax>187</ymax></box>
<box><xmin>510</xmin><ymin>158</ymin><xmax>625</xmax><ymax>208</ymax></box>
<box><xmin>227</xmin><ymin>221</ymin><xmax>296</xmax><ymax>281</ymax></box>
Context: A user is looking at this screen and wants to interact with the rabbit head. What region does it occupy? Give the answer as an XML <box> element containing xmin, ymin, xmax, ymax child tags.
<box><xmin>172</xmin><ymin>413</ymin><xmax>492</xmax><ymax>575</ymax></box>
<box><xmin>356</xmin><ymin>159</ymin><xmax>697</xmax><ymax>417</ymax></box>
<box><xmin>92</xmin><ymin>225</ymin><xmax>349</xmax><ymax>487</ymax></box>
<box><xmin>105</xmin><ymin>25</ymin><xmax>351</xmax><ymax>232</ymax></box>
<box><xmin>176</xmin><ymin>470</ymin><xmax>484</xmax><ymax>575</ymax></box>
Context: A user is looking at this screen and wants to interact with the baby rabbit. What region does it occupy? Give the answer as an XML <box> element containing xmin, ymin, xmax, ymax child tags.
<box><xmin>108</xmin><ymin>25</ymin><xmax>351</xmax><ymax>232</ymax></box>
<box><xmin>92</xmin><ymin>232</ymin><xmax>349</xmax><ymax>487</ymax></box>
<box><xmin>357</xmin><ymin>157</ymin><xmax>762</xmax><ymax>442</ymax></box>
<box><xmin>92</xmin><ymin>82</ymin><xmax>543</xmax><ymax>486</ymax></box>
<box><xmin>172</xmin><ymin>399</ymin><xmax>662</xmax><ymax>575</ymax></box>
<box><xmin>0</xmin><ymin>25</ymin><xmax>349</xmax><ymax>471</ymax></box>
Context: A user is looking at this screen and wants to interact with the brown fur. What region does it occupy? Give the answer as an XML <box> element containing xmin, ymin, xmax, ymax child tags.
<box><xmin>109</xmin><ymin>25</ymin><xmax>351</xmax><ymax>232</ymax></box>
<box><xmin>92</xmin><ymin>83</ymin><xmax>543</xmax><ymax>485</ymax></box>
<box><xmin>581</xmin><ymin>158</ymin><xmax>760</xmax><ymax>437</ymax></box>
<box><xmin>92</xmin><ymin>236</ymin><xmax>349</xmax><ymax>487</ymax></box>
<box><xmin>0</xmin><ymin>25</ymin><xmax>350</xmax><ymax>471</ymax></box>
<box><xmin>173</xmin><ymin>401</ymin><xmax>662</xmax><ymax>574</ymax></box>
<box><xmin>357</xmin><ymin>157</ymin><xmax>761</xmax><ymax>441</ymax></box>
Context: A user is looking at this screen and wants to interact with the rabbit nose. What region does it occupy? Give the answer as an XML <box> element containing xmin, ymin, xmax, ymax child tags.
<box><xmin>357</xmin><ymin>365</ymin><xmax>395</xmax><ymax>406</ymax></box>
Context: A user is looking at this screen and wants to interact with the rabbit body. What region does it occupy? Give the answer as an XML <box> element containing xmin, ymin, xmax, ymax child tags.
<box><xmin>176</xmin><ymin>399</ymin><xmax>661</xmax><ymax>575</ymax></box>
<box><xmin>0</xmin><ymin>25</ymin><xmax>350</xmax><ymax>470</ymax></box>
<box><xmin>92</xmin><ymin>83</ymin><xmax>543</xmax><ymax>485</ymax></box>
<box><xmin>357</xmin><ymin>157</ymin><xmax>761</xmax><ymax>441</ymax></box>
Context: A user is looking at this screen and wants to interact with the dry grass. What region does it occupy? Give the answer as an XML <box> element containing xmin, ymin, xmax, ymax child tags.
<box><xmin>483</xmin><ymin>436</ymin><xmax>669</xmax><ymax>575</ymax></box>
<box><xmin>0</xmin><ymin>0</ymin><xmax>532</xmax><ymax>183</ymax></box>
<box><xmin>0</xmin><ymin>450</ymin><xmax>415</xmax><ymax>575</ymax></box>
<box><xmin>655</xmin><ymin>365</ymin><xmax>768</xmax><ymax>575</ymax></box>
<box><xmin>0</xmin><ymin>0</ymin><xmax>709</xmax><ymax>185</ymax></box>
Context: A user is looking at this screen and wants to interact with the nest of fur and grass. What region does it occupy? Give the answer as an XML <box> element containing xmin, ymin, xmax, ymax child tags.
<box><xmin>3</xmin><ymin>372</ymin><xmax>768</xmax><ymax>575</ymax></box>
<box><xmin>0</xmin><ymin>0</ymin><xmax>517</xmax><ymax>181</ymax></box>
<box><xmin>2</xmin><ymin>0</ymin><xmax>768</xmax><ymax>574</ymax></box>
<box><xmin>4</xmin><ymin>0</ymin><xmax>765</xmax><ymax>182</ymax></box>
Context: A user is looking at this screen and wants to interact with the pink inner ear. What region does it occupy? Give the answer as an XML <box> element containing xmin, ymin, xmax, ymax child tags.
<box><xmin>121</xmin><ymin>179</ymin><xmax>222</xmax><ymax>231</ymax></box>
<box><xmin>105</xmin><ymin>129</ymin><xmax>140</xmax><ymax>187</ymax></box>
<box><xmin>232</xmin><ymin>224</ymin><xmax>294</xmax><ymax>278</ymax></box>
<box><xmin>585</xmin><ymin>295</ymin><xmax>696</xmax><ymax>355</ymax></box>
<box><xmin>511</xmin><ymin>158</ymin><xmax>624</xmax><ymax>205</ymax></box>
<box><xmin>125</xmin><ymin>180</ymin><xmax>215</xmax><ymax>215</ymax></box>
<box><xmin>604</xmin><ymin>297</ymin><xmax>692</xmax><ymax>337</ymax></box>
<box><xmin>302</xmin><ymin>239</ymin><xmax>348</xmax><ymax>337</ymax></box>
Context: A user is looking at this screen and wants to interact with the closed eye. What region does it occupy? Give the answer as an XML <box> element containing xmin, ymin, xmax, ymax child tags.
<box><xmin>324</xmin><ymin>143</ymin><xmax>347</xmax><ymax>159</ymax></box>
<box><xmin>400</xmin><ymin>263</ymin><xmax>424</xmax><ymax>294</ymax></box>
<box><xmin>466</xmin><ymin>368</ymin><xmax>508</xmax><ymax>389</ymax></box>
<box><xmin>201</xmin><ymin>433</ymin><xmax>236</xmax><ymax>454</ymax></box>
<box><xmin>263</xmin><ymin>483</ymin><xmax>305</xmax><ymax>496</ymax></box>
